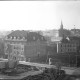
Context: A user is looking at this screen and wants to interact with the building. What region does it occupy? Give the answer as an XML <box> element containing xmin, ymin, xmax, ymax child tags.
<box><xmin>57</xmin><ymin>36</ymin><xmax>80</xmax><ymax>53</ymax></box>
<box><xmin>59</xmin><ymin>21</ymin><xmax>71</xmax><ymax>38</ymax></box>
<box><xmin>42</xmin><ymin>29</ymin><xmax>59</xmax><ymax>42</ymax></box>
<box><xmin>71</xmin><ymin>28</ymin><xmax>80</xmax><ymax>37</ymax></box>
<box><xmin>42</xmin><ymin>29</ymin><xmax>59</xmax><ymax>37</ymax></box>
<box><xmin>4</xmin><ymin>30</ymin><xmax>47</xmax><ymax>62</ymax></box>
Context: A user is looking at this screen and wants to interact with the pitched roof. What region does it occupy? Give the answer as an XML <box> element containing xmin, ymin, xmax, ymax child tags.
<box><xmin>69</xmin><ymin>36</ymin><xmax>80</xmax><ymax>41</ymax></box>
<box><xmin>61</xmin><ymin>36</ymin><xmax>80</xmax><ymax>43</ymax></box>
<box><xmin>7</xmin><ymin>30</ymin><xmax>46</xmax><ymax>42</ymax></box>
<box><xmin>27</xmin><ymin>32</ymin><xmax>46</xmax><ymax>42</ymax></box>
<box><xmin>7</xmin><ymin>30</ymin><xmax>28</xmax><ymax>38</ymax></box>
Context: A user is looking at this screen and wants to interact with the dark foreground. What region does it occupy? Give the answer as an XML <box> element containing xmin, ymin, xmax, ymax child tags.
<box><xmin>0</xmin><ymin>60</ymin><xmax>79</xmax><ymax>80</ymax></box>
<box><xmin>22</xmin><ymin>68</ymin><xmax>80</xmax><ymax>80</ymax></box>
<box><xmin>0</xmin><ymin>68</ymin><xmax>79</xmax><ymax>80</ymax></box>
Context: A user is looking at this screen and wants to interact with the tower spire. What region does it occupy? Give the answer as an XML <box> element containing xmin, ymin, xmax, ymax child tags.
<box><xmin>60</xmin><ymin>20</ymin><xmax>63</xmax><ymax>29</ymax></box>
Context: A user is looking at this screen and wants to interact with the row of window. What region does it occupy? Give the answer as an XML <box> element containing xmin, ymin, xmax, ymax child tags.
<box><xmin>60</xmin><ymin>48</ymin><xmax>76</xmax><ymax>52</ymax></box>
<box><xmin>5</xmin><ymin>43</ymin><xmax>24</xmax><ymax>54</ymax></box>
<box><xmin>13</xmin><ymin>45</ymin><xmax>24</xmax><ymax>51</ymax></box>
<box><xmin>8</xmin><ymin>54</ymin><xmax>17</xmax><ymax>60</ymax></box>
<box><xmin>8</xmin><ymin>54</ymin><xmax>25</xmax><ymax>61</ymax></box>
<box><xmin>6</xmin><ymin>36</ymin><xmax>44</xmax><ymax>41</ymax></box>
<box><xmin>60</xmin><ymin>44</ymin><xmax>78</xmax><ymax>47</ymax></box>
<box><xmin>12</xmin><ymin>50</ymin><xmax>24</xmax><ymax>55</ymax></box>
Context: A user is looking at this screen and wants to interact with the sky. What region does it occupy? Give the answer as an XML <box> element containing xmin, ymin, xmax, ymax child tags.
<box><xmin>0</xmin><ymin>1</ymin><xmax>80</xmax><ymax>31</ymax></box>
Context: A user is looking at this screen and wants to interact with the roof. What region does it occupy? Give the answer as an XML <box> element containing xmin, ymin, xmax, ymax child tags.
<box><xmin>7</xmin><ymin>30</ymin><xmax>46</xmax><ymax>42</ymax></box>
<box><xmin>61</xmin><ymin>38</ymin><xmax>69</xmax><ymax>43</ymax></box>
<box><xmin>7</xmin><ymin>30</ymin><xmax>28</xmax><ymax>38</ymax></box>
<box><xmin>27</xmin><ymin>32</ymin><xmax>46</xmax><ymax>42</ymax></box>
<box><xmin>69</xmin><ymin>36</ymin><xmax>80</xmax><ymax>41</ymax></box>
<box><xmin>61</xmin><ymin>36</ymin><xmax>80</xmax><ymax>43</ymax></box>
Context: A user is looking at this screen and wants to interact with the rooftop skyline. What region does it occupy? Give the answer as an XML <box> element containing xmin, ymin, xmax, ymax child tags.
<box><xmin>0</xmin><ymin>1</ymin><xmax>80</xmax><ymax>31</ymax></box>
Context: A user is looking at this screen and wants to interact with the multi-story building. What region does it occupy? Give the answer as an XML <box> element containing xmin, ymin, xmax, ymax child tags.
<box><xmin>57</xmin><ymin>36</ymin><xmax>80</xmax><ymax>53</ymax></box>
<box><xmin>4</xmin><ymin>30</ymin><xmax>47</xmax><ymax>62</ymax></box>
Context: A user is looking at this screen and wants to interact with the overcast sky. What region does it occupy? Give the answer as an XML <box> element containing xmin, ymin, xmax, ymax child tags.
<box><xmin>0</xmin><ymin>1</ymin><xmax>80</xmax><ymax>31</ymax></box>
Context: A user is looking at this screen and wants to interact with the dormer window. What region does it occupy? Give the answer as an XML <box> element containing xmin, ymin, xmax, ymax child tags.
<box><xmin>14</xmin><ymin>37</ymin><xmax>16</xmax><ymax>40</ymax></box>
<box><xmin>10</xmin><ymin>36</ymin><xmax>12</xmax><ymax>39</ymax></box>
<box><xmin>22</xmin><ymin>37</ymin><xmax>25</xmax><ymax>40</ymax></box>
<box><xmin>33</xmin><ymin>36</ymin><xmax>35</xmax><ymax>40</ymax></box>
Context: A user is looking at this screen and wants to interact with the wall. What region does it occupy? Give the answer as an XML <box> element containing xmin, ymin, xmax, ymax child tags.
<box><xmin>24</xmin><ymin>41</ymin><xmax>47</xmax><ymax>62</ymax></box>
<box><xmin>4</xmin><ymin>39</ymin><xmax>27</xmax><ymax>61</ymax></box>
<box><xmin>4</xmin><ymin>39</ymin><xmax>47</xmax><ymax>62</ymax></box>
<box><xmin>57</xmin><ymin>42</ymin><xmax>78</xmax><ymax>53</ymax></box>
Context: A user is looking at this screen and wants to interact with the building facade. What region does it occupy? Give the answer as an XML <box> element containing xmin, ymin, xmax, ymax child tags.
<box><xmin>4</xmin><ymin>30</ymin><xmax>47</xmax><ymax>62</ymax></box>
<box><xmin>57</xmin><ymin>36</ymin><xmax>80</xmax><ymax>53</ymax></box>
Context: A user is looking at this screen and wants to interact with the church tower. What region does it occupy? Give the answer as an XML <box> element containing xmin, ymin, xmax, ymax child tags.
<box><xmin>59</xmin><ymin>20</ymin><xmax>64</xmax><ymax>37</ymax></box>
<box><xmin>60</xmin><ymin>20</ymin><xmax>63</xmax><ymax>30</ymax></box>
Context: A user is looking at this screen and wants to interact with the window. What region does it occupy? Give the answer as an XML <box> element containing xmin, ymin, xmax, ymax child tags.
<box><xmin>33</xmin><ymin>36</ymin><xmax>35</xmax><ymax>40</ymax></box>
<box><xmin>73</xmin><ymin>49</ymin><xmax>75</xmax><ymax>52</ymax></box>
<box><xmin>68</xmin><ymin>49</ymin><xmax>69</xmax><ymax>52</ymax></box>
<box><xmin>20</xmin><ymin>51</ymin><xmax>24</xmax><ymax>55</ymax></box>
<box><xmin>68</xmin><ymin>44</ymin><xmax>70</xmax><ymax>47</ymax></box>
<box><xmin>61</xmin><ymin>49</ymin><xmax>62</xmax><ymax>52</ymax></box>
<box><xmin>22</xmin><ymin>37</ymin><xmax>25</xmax><ymax>40</ymax></box>
<box><xmin>13</xmin><ymin>50</ymin><xmax>17</xmax><ymax>55</ymax></box>
<box><xmin>10</xmin><ymin>54</ymin><xmax>13</xmax><ymax>59</ymax></box>
<box><xmin>13</xmin><ymin>56</ymin><xmax>16</xmax><ymax>60</ymax></box>
<box><xmin>21</xmin><ymin>45</ymin><xmax>24</xmax><ymax>51</ymax></box>
<box><xmin>70</xmin><ymin>49</ymin><xmax>71</xmax><ymax>52</ymax></box>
